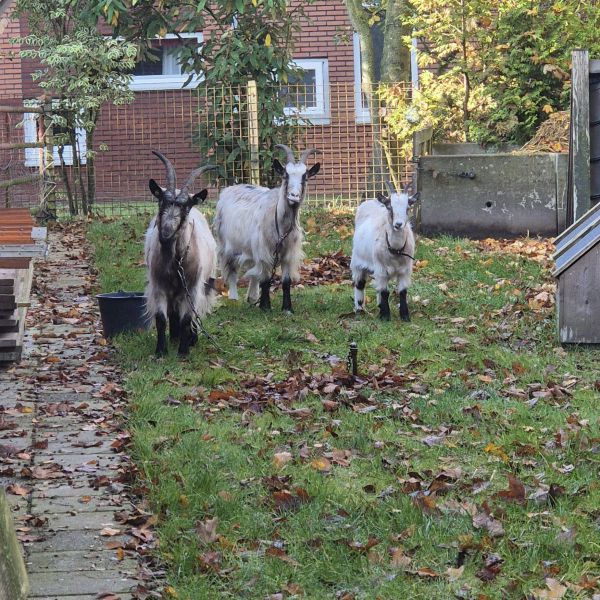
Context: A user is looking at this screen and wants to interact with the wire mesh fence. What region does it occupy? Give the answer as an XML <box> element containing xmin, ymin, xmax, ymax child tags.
<box><xmin>0</xmin><ymin>81</ymin><xmax>414</xmax><ymax>216</ymax></box>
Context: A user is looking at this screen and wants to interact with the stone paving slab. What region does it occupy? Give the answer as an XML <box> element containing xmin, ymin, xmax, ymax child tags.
<box><xmin>26</xmin><ymin>529</ymin><xmax>129</xmax><ymax>554</ymax></box>
<box><xmin>28</xmin><ymin>570</ymin><xmax>135</xmax><ymax>596</ymax></box>
<box><xmin>34</xmin><ymin>482</ymin><xmax>107</xmax><ymax>499</ymax></box>
<box><xmin>27</xmin><ymin>550</ymin><xmax>136</xmax><ymax>573</ymax></box>
<box><xmin>38</xmin><ymin>509</ymin><xmax>120</xmax><ymax>532</ymax></box>
<box><xmin>31</xmin><ymin>596</ymin><xmax>133</xmax><ymax>600</ymax></box>
<box><xmin>31</xmin><ymin>495</ymin><xmax>119</xmax><ymax>514</ymax></box>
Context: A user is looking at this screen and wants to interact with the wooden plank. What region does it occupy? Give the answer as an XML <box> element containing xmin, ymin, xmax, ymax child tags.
<box><xmin>0</xmin><ymin>319</ymin><xmax>18</xmax><ymax>333</ymax></box>
<box><xmin>558</xmin><ymin>242</ymin><xmax>600</xmax><ymax>343</ymax></box>
<box><xmin>0</xmin><ymin>337</ymin><xmax>17</xmax><ymax>348</ymax></box>
<box><xmin>0</xmin><ymin>142</ymin><xmax>44</xmax><ymax>151</ymax></box>
<box><xmin>0</xmin><ymin>104</ymin><xmax>42</xmax><ymax>114</ymax></box>
<box><xmin>0</xmin><ymin>174</ymin><xmax>43</xmax><ymax>189</ymax></box>
<box><xmin>0</xmin><ymin>347</ymin><xmax>22</xmax><ymax>362</ymax></box>
<box><xmin>0</xmin><ymin>243</ymin><xmax>47</xmax><ymax>258</ymax></box>
<box><xmin>0</xmin><ymin>489</ymin><xmax>29</xmax><ymax>599</ymax></box>
<box><xmin>0</xmin><ymin>295</ymin><xmax>16</xmax><ymax>310</ymax></box>
<box><xmin>0</xmin><ymin>259</ymin><xmax>31</xmax><ymax>269</ymax></box>
<box><xmin>569</xmin><ymin>49</ymin><xmax>591</xmax><ymax>223</ymax></box>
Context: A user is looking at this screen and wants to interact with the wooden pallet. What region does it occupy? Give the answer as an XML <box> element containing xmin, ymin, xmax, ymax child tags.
<box><xmin>0</xmin><ymin>209</ymin><xmax>46</xmax><ymax>363</ymax></box>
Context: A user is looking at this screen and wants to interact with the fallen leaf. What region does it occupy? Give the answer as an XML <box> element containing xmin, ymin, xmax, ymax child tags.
<box><xmin>311</xmin><ymin>457</ymin><xmax>332</xmax><ymax>472</ymax></box>
<box><xmin>273</xmin><ymin>451</ymin><xmax>293</xmax><ymax>468</ymax></box>
<box><xmin>100</xmin><ymin>526</ymin><xmax>121</xmax><ymax>537</ymax></box>
<box><xmin>196</xmin><ymin>517</ymin><xmax>219</xmax><ymax>544</ymax></box>
<box><xmin>531</xmin><ymin>578</ymin><xmax>567</xmax><ymax>599</ymax></box>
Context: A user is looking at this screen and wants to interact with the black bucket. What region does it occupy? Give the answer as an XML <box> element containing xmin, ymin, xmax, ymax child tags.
<box><xmin>96</xmin><ymin>290</ymin><xmax>150</xmax><ymax>339</ymax></box>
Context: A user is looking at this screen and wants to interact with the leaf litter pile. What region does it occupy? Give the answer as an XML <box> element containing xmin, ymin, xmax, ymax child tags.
<box><xmin>88</xmin><ymin>210</ymin><xmax>600</xmax><ymax>599</ymax></box>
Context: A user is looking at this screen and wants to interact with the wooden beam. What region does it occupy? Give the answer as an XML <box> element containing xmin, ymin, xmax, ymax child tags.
<box><xmin>0</xmin><ymin>105</ymin><xmax>42</xmax><ymax>114</ymax></box>
<box><xmin>570</xmin><ymin>49</ymin><xmax>591</xmax><ymax>223</ymax></box>
<box><xmin>0</xmin><ymin>142</ymin><xmax>44</xmax><ymax>151</ymax></box>
<box><xmin>0</xmin><ymin>174</ymin><xmax>43</xmax><ymax>189</ymax></box>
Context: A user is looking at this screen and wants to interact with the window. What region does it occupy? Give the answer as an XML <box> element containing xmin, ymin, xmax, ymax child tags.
<box><xmin>353</xmin><ymin>31</ymin><xmax>419</xmax><ymax>123</ymax></box>
<box><xmin>282</xmin><ymin>59</ymin><xmax>330</xmax><ymax>125</ymax></box>
<box><xmin>22</xmin><ymin>109</ymin><xmax>86</xmax><ymax>168</ymax></box>
<box><xmin>129</xmin><ymin>33</ymin><xmax>203</xmax><ymax>91</ymax></box>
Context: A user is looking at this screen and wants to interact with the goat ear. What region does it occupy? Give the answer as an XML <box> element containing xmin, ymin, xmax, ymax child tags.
<box><xmin>307</xmin><ymin>162</ymin><xmax>320</xmax><ymax>179</ymax></box>
<box><xmin>189</xmin><ymin>189</ymin><xmax>208</xmax><ymax>207</ymax></box>
<box><xmin>408</xmin><ymin>192</ymin><xmax>420</xmax><ymax>206</ymax></box>
<box><xmin>149</xmin><ymin>179</ymin><xmax>163</xmax><ymax>200</ymax></box>
<box><xmin>377</xmin><ymin>192</ymin><xmax>390</xmax><ymax>205</ymax></box>
<box><xmin>273</xmin><ymin>159</ymin><xmax>286</xmax><ymax>177</ymax></box>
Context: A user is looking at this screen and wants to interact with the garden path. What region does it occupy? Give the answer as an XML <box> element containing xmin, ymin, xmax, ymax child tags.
<box><xmin>0</xmin><ymin>224</ymin><xmax>146</xmax><ymax>600</ymax></box>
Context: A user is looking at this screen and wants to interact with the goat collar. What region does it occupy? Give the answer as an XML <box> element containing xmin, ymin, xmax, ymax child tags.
<box><xmin>386</xmin><ymin>231</ymin><xmax>415</xmax><ymax>260</ymax></box>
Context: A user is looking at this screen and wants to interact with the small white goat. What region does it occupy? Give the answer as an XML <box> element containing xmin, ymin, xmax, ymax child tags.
<box><xmin>145</xmin><ymin>150</ymin><xmax>217</xmax><ymax>357</ymax></box>
<box><xmin>213</xmin><ymin>144</ymin><xmax>321</xmax><ymax>312</ymax></box>
<box><xmin>351</xmin><ymin>181</ymin><xmax>417</xmax><ymax>321</ymax></box>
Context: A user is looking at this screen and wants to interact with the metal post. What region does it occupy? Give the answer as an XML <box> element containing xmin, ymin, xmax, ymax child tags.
<box><xmin>347</xmin><ymin>341</ymin><xmax>358</xmax><ymax>377</ymax></box>
<box><xmin>247</xmin><ymin>80</ymin><xmax>260</xmax><ymax>185</ymax></box>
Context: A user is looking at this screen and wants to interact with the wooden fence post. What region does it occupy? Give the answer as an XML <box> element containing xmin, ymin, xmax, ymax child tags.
<box><xmin>247</xmin><ymin>80</ymin><xmax>261</xmax><ymax>185</ymax></box>
<box><xmin>569</xmin><ymin>49</ymin><xmax>591</xmax><ymax>224</ymax></box>
<box><xmin>0</xmin><ymin>489</ymin><xmax>29</xmax><ymax>600</ymax></box>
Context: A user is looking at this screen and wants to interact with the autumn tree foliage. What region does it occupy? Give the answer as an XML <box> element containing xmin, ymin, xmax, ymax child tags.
<box><xmin>14</xmin><ymin>0</ymin><xmax>136</xmax><ymax>215</ymax></box>
<box><xmin>91</xmin><ymin>0</ymin><xmax>312</xmax><ymax>186</ymax></box>
<box><xmin>408</xmin><ymin>0</ymin><xmax>600</xmax><ymax>145</ymax></box>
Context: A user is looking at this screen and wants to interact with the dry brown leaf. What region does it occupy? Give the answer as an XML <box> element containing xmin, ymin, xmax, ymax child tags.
<box><xmin>273</xmin><ymin>451</ymin><xmax>293</xmax><ymax>468</ymax></box>
<box><xmin>196</xmin><ymin>517</ymin><xmax>219</xmax><ymax>544</ymax></box>
<box><xmin>100</xmin><ymin>526</ymin><xmax>121</xmax><ymax>537</ymax></box>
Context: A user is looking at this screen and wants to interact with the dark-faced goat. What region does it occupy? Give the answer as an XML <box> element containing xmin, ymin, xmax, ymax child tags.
<box><xmin>145</xmin><ymin>150</ymin><xmax>217</xmax><ymax>357</ymax></box>
<box><xmin>351</xmin><ymin>181</ymin><xmax>417</xmax><ymax>321</ymax></box>
<box><xmin>213</xmin><ymin>144</ymin><xmax>321</xmax><ymax>312</ymax></box>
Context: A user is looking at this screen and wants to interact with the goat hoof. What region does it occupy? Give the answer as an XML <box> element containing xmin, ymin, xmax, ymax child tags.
<box><xmin>379</xmin><ymin>313</ymin><xmax>391</xmax><ymax>321</ymax></box>
<box><xmin>156</xmin><ymin>349</ymin><xmax>168</xmax><ymax>358</ymax></box>
<box><xmin>400</xmin><ymin>314</ymin><xmax>411</xmax><ymax>322</ymax></box>
<box><xmin>283</xmin><ymin>309</ymin><xmax>294</xmax><ymax>315</ymax></box>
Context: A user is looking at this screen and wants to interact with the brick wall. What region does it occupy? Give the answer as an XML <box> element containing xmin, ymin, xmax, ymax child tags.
<box><xmin>0</xmin><ymin>0</ymin><xmax>22</xmax><ymax>100</ymax></box>
<box><xmin>0</xmin><ymin>0</ymin><xmax>409</xmax><ymax>208</ymax></box>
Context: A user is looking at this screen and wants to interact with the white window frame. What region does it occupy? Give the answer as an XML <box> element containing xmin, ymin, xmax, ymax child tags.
<box><xmin>22</xmin><ymin>104</ymin><xmax>87</xmax><ymax>168</ymax></box>
<box><xmin>129</xmin><ymin>32</ymin><xmax>204</xmax><ymax>92</ymax></box>
<box><xmin>283</xmin><ymin>58</ymin><xmax>330</xmax><ymax>126</ymax></box>
<box><xmin>353</xmin><ymin>32</ymin><xmax>420</xmax><ymax>124</ymax></box>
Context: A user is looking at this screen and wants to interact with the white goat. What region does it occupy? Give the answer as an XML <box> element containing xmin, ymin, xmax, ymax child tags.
<box><xmin>351</xmin><ymin>182</ymin><xmax>417</xmax><ymax>321</ymax></box>
<box><xmin>213</xmin><ymin>144</ymin><xmax>321</xmax><ymax>312</ymax></box>
<box><xmin>145</xmin><ymin>150</ymin><xmax>217</xmax><ymax>357</ymax></box>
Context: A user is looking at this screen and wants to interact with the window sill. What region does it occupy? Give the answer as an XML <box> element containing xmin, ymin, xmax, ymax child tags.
<box><xmin>130</xmin><ymin>74</ymin><xmax>203</xmax><ymax>92</ymax></box>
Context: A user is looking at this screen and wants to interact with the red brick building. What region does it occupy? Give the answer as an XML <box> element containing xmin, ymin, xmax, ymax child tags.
<box><xmin>0</xmin><ymin>0</ymin><xmax>416</xmax><ymax>208</ymax></box>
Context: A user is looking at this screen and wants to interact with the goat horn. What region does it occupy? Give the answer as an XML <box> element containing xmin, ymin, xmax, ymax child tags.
<box><xmin>274</xmin><ymin>144</ymin><xmax>295</xmax><ymax>164</ymax></box>
<box><xmin>385</xmin><ymin>180</ymin><xmax>396</xmax><ymax>195</ymax></box>
<box><xmin>152</xmin><ymin>150</ymin><xmax>176</xmax><ymax>193</ymax></box>
<box><xmin>299</xmin><ymin>148</ymin><xmax>322</xmax><ymax>164</ymax></box>
<box><xmin>180</xmin><ymin>164</ymin><xmax>218</xmax><ymax>198</ymax></box>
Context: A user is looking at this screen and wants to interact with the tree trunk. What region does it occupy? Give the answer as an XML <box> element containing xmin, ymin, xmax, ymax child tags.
<box><xmin>85</xmin><ymin>112</ymin><xmax>97</xmax><ymax>215</ymax></box>
<box><xmin>345</xmin><ymin>0</ymin><xmax>412</xmax><ymax>194</ymax></box>
<box><xmin>57</xmin><ymin>144</ymin><xmax>77</xmax><ymax>215</ymax></box>
<box><xmin>381</xmin><ymin>0</ymin><xmax>411</xmax><ymax>84</ymax></box>
<box><xmin>70</xmin><ymin>126</ymin><xmax>87</xmax><ymax>215</ymax></box>
<box><xmin>460</xmin><ymin>0</ymin><xmax>471</xmax><ymax>141</ymax></box>
<box><xmin>344</xmin><ymin>0</ymin><xmax>385</xmax><ymax>195</ymax></box>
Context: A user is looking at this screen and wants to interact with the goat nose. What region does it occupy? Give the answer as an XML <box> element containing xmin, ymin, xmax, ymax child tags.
<box><xmin>394</xmin><ymin>222</ymin><xmax>403</xmax><ymax>230</ymax></box>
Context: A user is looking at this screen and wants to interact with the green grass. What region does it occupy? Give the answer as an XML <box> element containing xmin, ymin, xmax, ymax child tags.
<box><xmin>88</xmin><ymin>209</ymin><xmax>600</xmax><ymax>600</ymax></box>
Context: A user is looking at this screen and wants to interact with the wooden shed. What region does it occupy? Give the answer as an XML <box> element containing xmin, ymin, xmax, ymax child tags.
<box><xmin>553</xmin><ymin>201</ymin><xmax>600</xmax><ymax>343</ymax></box>
<box><xmin>0</xmin><ymin>209</ymin><xmax>47</xmax><ymax>363</ymax></box>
